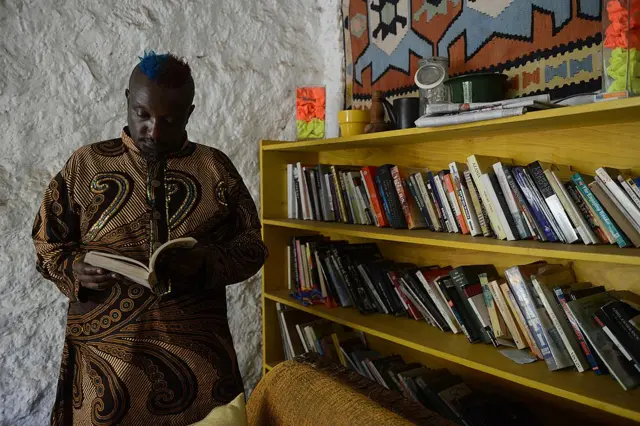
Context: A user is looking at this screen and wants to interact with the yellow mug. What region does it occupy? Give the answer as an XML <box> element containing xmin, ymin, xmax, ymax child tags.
<box><xmin>338</xmin><ymin>110</ymin><xmax>370</xmax><ymax>137</ymax></box>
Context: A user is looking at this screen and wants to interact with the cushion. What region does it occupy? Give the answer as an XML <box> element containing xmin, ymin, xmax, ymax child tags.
<box><xmin>190</xmin><ymin>393</ymin><xmax>248</xmax><ymax>426</ymax></box>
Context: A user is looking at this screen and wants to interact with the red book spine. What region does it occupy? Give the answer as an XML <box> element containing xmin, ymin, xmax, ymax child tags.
<box><xmin>387</xmin><ymin>271</ymin><xmax>423</xmax><ymax>321</ymax></box>
<box><xmin>391</xmin><ymin>166</ymin><xmax>414</xmax><ymax>228</ymax></box>
<box><xmin>362</xmin><ymin>166</ymin><xmax>390</xmax><ymax>227</ymax></box>
<box><xmin>444</xmin><ymin>173</ymin><xmax>469</xmax><ymax>234</ymax></box>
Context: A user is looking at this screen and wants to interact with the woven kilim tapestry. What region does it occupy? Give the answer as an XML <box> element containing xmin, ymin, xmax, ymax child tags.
<box><xmin>343</xmin><ymin>0</ymin><xmax>603</xmax><ymax>109</ymax></box>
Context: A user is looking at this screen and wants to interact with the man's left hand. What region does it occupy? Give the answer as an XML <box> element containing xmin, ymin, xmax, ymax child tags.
<box><xmin>155</xmin><ymin>244</ymin><xmax>210</xmax><ymax>282</ymax></box>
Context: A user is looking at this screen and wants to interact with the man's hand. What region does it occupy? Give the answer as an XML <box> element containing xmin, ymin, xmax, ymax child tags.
<box><xmin>73</xmin><ymin>255</ymin><xmax>120</xmax><ymax>291</ymax></box>
<box><xmin>155</xmin><ymin>244</ymin><xmax>210</xmax><ymax>282</ymax></box>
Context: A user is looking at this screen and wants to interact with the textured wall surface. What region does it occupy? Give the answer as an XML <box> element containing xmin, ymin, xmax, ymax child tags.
<box><xmin>0</xmin><ymin>1</ymin><xmax>343</xmax><ymax>424</ymax></box>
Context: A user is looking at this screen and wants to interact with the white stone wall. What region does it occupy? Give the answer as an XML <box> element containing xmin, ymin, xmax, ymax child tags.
<box><xmin>0</xmin><ymin>1</ymin><xmax>343</xmax><ymax>424</ymax></box>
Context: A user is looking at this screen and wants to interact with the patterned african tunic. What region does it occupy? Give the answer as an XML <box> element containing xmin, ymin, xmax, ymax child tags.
<box><xmin>32</xmin><ymin>129</ymin><xmax>268</xmax><ymax>425</ymax></box>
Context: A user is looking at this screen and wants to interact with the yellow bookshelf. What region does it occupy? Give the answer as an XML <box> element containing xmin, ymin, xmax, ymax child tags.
<box><xmin>260</xmin><ymin>97</ymin><xmax>640</xmax><ymax>424</ymax></box>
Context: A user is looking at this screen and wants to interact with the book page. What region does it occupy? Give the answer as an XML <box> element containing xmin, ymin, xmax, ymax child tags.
<box><xmin>84</xmin><ymin>252</ymin><xmax>151</xmax><ymax>289</ymax></box>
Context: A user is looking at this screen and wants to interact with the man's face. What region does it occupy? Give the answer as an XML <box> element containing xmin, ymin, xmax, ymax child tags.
<box><xmin>126</xmin><ymin>79</ymin><xmax>194</xmax><ymax>160</ymax></box>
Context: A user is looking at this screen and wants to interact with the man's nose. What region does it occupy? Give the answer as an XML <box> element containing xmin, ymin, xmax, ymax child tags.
<box><xmin>148</xmin><ymin>119</ymin><xmax>160</xmax><ymax>140</ymax></box>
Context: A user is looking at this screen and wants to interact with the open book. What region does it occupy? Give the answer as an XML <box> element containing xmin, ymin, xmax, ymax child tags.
<box><xmin>84</xmin><ymin>237</ymin><xmax>197</xmax><ymax>289</ymax></box>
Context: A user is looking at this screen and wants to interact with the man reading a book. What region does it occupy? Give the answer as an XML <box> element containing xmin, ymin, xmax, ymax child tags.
<box><xmin>32</xmin><ymin>52</ymin><xmax>268</xmax><ymax>425</ymax></box>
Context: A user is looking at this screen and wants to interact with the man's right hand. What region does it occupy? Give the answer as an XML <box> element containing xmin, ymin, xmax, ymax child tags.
<box><xmin>73</xmin><ymin>256</ymin><xmax>120</xmax><ymax>291</ymax></box>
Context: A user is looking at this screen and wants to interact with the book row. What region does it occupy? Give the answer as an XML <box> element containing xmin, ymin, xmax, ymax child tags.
<box><xmin>275</xmin><ymin>305</ymin><xmax>536</xmax><ymax>426</ymax></box>
<box><xmin>287</xmin><ymin>157</ymin><xmax>640</xmax><ymax>247</ymax></box>
<box><xmin>287</xmin><ymin>235</ymin><xmax>640</xmax><ymax>391</ymax></box>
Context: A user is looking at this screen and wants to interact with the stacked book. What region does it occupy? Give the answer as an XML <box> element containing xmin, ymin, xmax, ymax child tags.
<box><xmin>287</xmin><ymin>237</ymin><xmax>640</xmax><ymax>391</ymax></box>
<box><xmin>414</xmin><ymin>94</ymin><xmax>560</xmax><ymax>128</ymax></box>
<box><xmin>275</xmin><ymin>305</ymin><xmax>535</xmax><ymax>425</ymax></box>
<box><xmin>287</xmin><ymin>157</ymin><xmax>640</xmax><ymax>248</ymax></box>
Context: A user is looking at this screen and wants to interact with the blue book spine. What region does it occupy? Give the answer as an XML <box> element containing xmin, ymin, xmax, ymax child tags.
<box><xmin>505</xmin><ymin>267</ymin><xmax>558</xmax><ymax>370</ymax></box>
<box><xmin>375</xmin><ymin>175</ymin><xmax>394</xmax><ymax>226</ymax></box>
<box><xmin>572</xmin><ymin>173</ymin><xmax>630</xmax><ymax>248</ymax></box>
<box><xmin>512</xmin><ymin>167</ymin><xmax>558</xmax><ymax>242</ymax></box>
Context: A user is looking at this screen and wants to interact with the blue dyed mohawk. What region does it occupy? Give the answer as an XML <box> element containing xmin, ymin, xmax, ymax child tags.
<box><xmin>137</xmin><ymin>50</ymin><xmax>192</xmax><ymax>88</ymax></box>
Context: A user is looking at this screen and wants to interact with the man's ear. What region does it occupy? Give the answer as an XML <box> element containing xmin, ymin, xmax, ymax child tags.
<box><xmin>125</xmin><ymin>89</ymin><xmax>130</xmax><ymax>103</ymax></box>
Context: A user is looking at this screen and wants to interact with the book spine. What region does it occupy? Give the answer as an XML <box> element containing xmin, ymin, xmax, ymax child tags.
<box><xmin>489</xmin><ymin>281</ymin><xmax>527</xmax><ymax>349</ymax></box>
<box><xmin>391</xmin><ymin>166</ymin><xmax>414</xmax><ymax>229</ymax></box>
<box><xmin>407</xmin><ymin>175</ymin><xmax>432</xmax><ymax>230</ymax></box>
<box><xmin>620</xmin><ymin>176</ymin><xmax>640</xmax><ymax>212</ymax></box>
<box><xmin>494</xmin><ymin>163</ymin><xmax>530</xmax><ymax>239</ymax></box>
<box><xmin>450</xmin><ymin>163</ymin><xmax>481</xmax><ymax>236</ymax></box>
<box><xmin>512</xmin><ymin>167</ymin><xmax>558</xmax><ymax>242</ymax></box>
<box><xmin>505</xmin><ymin>268</ymin><xmax>556</xmax><ymax>368</ymax></box>
<box><xmin>550</xmin><ymin>170</ymin><xmax>597</xmax><ymax>244</ymax></box>
<box><xmin>502</xmin><ymin>282</ymin><xmax>542</xmax><ymax>358</ymax></box>
<box><xmin>331</xmin><ymin>166</ymin><xmax>348</xmax><ymax>223</ymax></box>
<box><xmin>428</xmin><ymin>171</ymin><xmax>448</xmax><ymax>231</ymax></box>
<box><xmin>362</xmin><ymin>167</ymin><xmax>389</xmax><ymax>227</ymax></box>
<box><xmin>420</xmin><ymin>274</ymin><xmax>460</xmax><ymax>333</ymax></box>
<box><xmin>466</xmin><ymin>156</ymin><xmax>506</xmax><ymax>239</ymax></box>
<box><xmin>291</xmin><ymin>238</ymin><xmax>300</xmax><ymax>293</ymax></box>
<box><xmin>443</xmin><ymin>282</ymin><xmax>477</xmax><ymax>343</ymax></box>
<box><xmin>357</xmin><ymin>265</ymin><xmax>388</xmax><ymax>314</ymax></box>
<box><xmin>528</xmin><ymin>162</ymin><xmax>578</xmax><ymax>243</ymax></box>
<box><xmin>553</xmin><ymin>287</ymin><xmax>600</xmax><ymax>373</ymax></box>
<box><xmin>378</xmin><ymin>166</ymin><xmax>407</xmax><ymax>229</ymax></box>
<box><xmin>444</xmin><ymin>173</ymin><xmax>469</xmax><ymax>234</ymax></box>
<box><xmin>572</xmin><ymin>173</ymin><xmax>630</xmax><ymax>248</ymax></box>
<box><xmin>435</xmin><ymin>174</ymin><xmax>459</xmax><ymax>233</ymax></box>
<box><xmin>565</xmin><ymin>180</ymin><xmax>607</xmax><ymax>244</ymax></box>
<box><xmin>488</xmin><ymin>172</ymin><xmax>519</xmax><ymax>240</ymax></box>
<box><xmin>504</xmin><ymin>166</ymin><xmax>543</xmax><ymax>240</ymax></box>
<box><xmin>533</xmin><ymin>278</ymin><xmax>589</xmax><ymax>372</ymax></box>
<box><xmin>416</xmin><ymin>172</ymin><xmax>442</xmax><ymax>231</ymax></box>
<box><xmin>597</xmin><ymin>167</ymin><xmax>640</xmax><ymax>232</ymax></box>
<box><xmin>325</xmin><ymin>174</ymin><xmax>338</xmax><ymax>221</ymax></box>
<box><xmin>464</xmin><ymin>169</ymin><xmax>492</xmax><ymax>237</ymax></box>
<box><xmin>388</xmin><ymin>271</ymin><xmax>422</xmax><ymax>320</ymax></box>
<box><xmin>353</xmin><ymin>174</ymin><xmax>375</xmax><ymax>225</ymax></box>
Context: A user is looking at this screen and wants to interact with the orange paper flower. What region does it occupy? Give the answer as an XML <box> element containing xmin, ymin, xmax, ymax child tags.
<box><xmin>296</xmin><ymin>87</ymin><xmax>326</xmax><ymax>122</ymax></box>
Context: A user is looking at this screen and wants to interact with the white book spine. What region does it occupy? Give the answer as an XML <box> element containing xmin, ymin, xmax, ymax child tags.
<box><xmin>596</xmin><ymin>178</ymin><xmax>640</xmax><ymax>240</ymax></box>
<box><xmin>480</xmin><ymin>174</ymin><xmax>516</xmax><ymax>240</ymax></box>
<box><xmin>545</xmin><ymin>194</ymin><xmax>579</xmax><ymax>243</ymax></box>
<box><xmin>416</xmin><ymin>272</ymin><xmax>460</xmax><ymax>334</ymax></box>
<box><xmin>434</xmin><ymin>175</ymin><xmax>458</xmax><ymax>233</ymax></box>
<box><xmin>466</xmin><ymin>156</ymin><xmax>507</xmax><ymax>239</ymax></box>
<box><xmin>627</xmin><ymin>179</ymin><xmax>640</xmax><ymax>207</ymax></box>
<box><xmin>296</xmin><ymin>163</ymin><xmax>310</xmax><ymax>220</ymax></box>
<box><xmin>494</xmin><ymin>163</ymin><xmax>529</xmax><ymax>239</ymax></box>
<box><xmin>450</xmin><ymin>162</ymin><xmax>482</xmax><ymax>236</ymax></box>
<box><xmin>551</xmin><ymin>171</ymin><xmax>597</xmax><ymax>244</ymax></box>
<box><xmin>597</xmin><ymin>167</ymin><xmax>640</xmax><ymax>232</ymax></box>
<box><xmin>287</xmin><ymin>164</ymin><xmax>294</xmax><ymax>219</ymax></box>
<box><xmin>360</xmin><ymin>170</ymin><xmax>379</xmax><ymax>226</ymax></box>
<box><xmin>532</xmin><ymin>277</ymin><xmax>589</xmax><ymax>372</ymax></box>
<box><xmin>619</xmin><ymin>176</ymin><xmax>640</xmax><ymax>211</ymax></box>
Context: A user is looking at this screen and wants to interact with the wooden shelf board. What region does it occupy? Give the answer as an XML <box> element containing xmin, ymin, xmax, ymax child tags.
<box><xmin>264</xmin><ymin>289</ymin><xmax>640</xmax><ymax>422</ymax></box>
<box><xmin>263</xmin><ymin>218</ymin><xmax>640</xmax><ymax>266</ymax></box>
<box><xmin>261</xmin><ymin>98</ymin><xmax>640</xmax><ymax>152</ymax></box>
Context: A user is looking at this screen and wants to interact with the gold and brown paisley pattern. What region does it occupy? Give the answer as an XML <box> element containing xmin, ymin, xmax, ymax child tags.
<box><xmin>32</xmin><ymin>128</ymin><xmax>268</xmax><ymax>425</ymax></box>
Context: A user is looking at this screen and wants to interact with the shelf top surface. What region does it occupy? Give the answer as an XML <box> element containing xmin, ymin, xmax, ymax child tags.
<box><xmin>263</xmin><ymin>218</ymin><xmax>640</xmax><ymax>266</ymax></box>
<box><xmin>261</xmin><ymin>97</ymin><xmax>640</xmax><ymax>152</ymax></box>
<box><xmin>265</xmin><ymin>289</ymin><xmax>640</xmax><ymax>421</ymax></box>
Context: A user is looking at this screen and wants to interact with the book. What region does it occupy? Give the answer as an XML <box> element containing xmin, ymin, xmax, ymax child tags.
<box><xmin>488</xmin><ymin>279</ymin><xmax>528</xmax><ymax>349</ymax></box>
<box><xmin>494</xmin><ymin>162</ymin><xmax>531</xmax><ymax>239</ymax></box>
<box><xmin>479</xmin><ymin>273</ymin><xmax>508</xmax><ymax>339</ymax></box>
<box><xmin>466</xmin><ymin>155</ymin><xmax>515</xmax><ymax>240</ymax></box>
<box><xmin>568</xmin><ymin>293</ymin><xmax>640</xmax><ymax>390</ymax></box>
<box><xmin>528</xmin><ymin>161</ymin><xmax>579</xmax><ymax>243</ymax></box>
<box><xmin>505</xmin><ymin>263</ymin><xmax>573</xmax><ymax>371</ymax></box>
<box><xmin>591</xmin><ymin>180</ymin><xmax>640</xmax><ymax>247</ymax></box>
<box><xmin>531</xmin><ymin>267</ymin><xmax>590</xmax><ymax>372</ymax></box>
<box><xmin>85</xmin><ymin>237</ymin><xmax>197</xmax><ymax>290</ymax></box>
<box><xmin>572</xmin><ymin>173</ymin><xmax>630</xmax><ymax>248</ymax></box>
